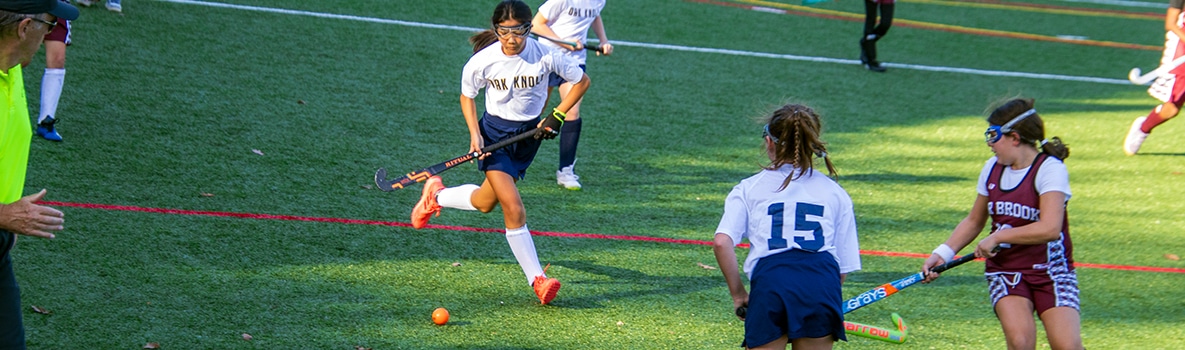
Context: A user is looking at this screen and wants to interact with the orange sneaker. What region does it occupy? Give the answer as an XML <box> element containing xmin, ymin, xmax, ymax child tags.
<box><xmin>410</xmin><ymin>176</ymin><xmax>445</xmax><ymax>229</ymax></box>
<box><xmin>533</xmin><ymin>265</ymin><xmax>561</xmax><ymax>305</ymax></box>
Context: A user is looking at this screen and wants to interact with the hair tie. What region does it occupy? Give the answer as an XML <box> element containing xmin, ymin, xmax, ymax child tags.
<box><xmin>1039</xmin><ymin>139</ymin><xmax>1049</xmax><ymax>147</ymax></box>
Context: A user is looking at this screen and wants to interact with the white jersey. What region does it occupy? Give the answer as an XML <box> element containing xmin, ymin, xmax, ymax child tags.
<box><xmin>975</xmin><ymin>156</ymin><xmax>1071</xmax><ymax>200</ymax></box>
<box><xmin>537</xmin><ymin>0</ymin><xmax>606</xmax><ymax>64</ymax></box>
<box><xmin>461</xmin><ymin>39</ymin><xmax>585</xmax><ymax>122</ymax></box>
<box><xmin>716</xmin><ymin>165</ymin><xmax>862</xmax><ymax>279</ymax></box>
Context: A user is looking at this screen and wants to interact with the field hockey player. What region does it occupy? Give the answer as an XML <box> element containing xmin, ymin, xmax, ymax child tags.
<box><xmin>923</xmin><ymin>98</ymin><xmax>1083</xmax><ymax>350</ymax></box>
<box><xmin>531</xmin><ymin>0</ymin><xmax>613</xmax><ymax>190</ymax></box>
<box><xmin>410</xmin><ymin>0</ymin><xmax>590</xmax><ymax>306</ymax></box>
<box><xmin>713</xmin><ymin>104</ymin><xmax>861</xmax><ymax>350</ymax></box>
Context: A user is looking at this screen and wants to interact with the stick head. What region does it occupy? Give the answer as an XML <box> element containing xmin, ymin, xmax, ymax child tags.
<box><xmin>374</xmin><ymin>168</ymin><xmax>398</xmax><ymax>192</ymax></box>
<box><xmin>1129</xmin><ymin>68</ymin><xmax>1142</xmax><ymax>82</ymax></box>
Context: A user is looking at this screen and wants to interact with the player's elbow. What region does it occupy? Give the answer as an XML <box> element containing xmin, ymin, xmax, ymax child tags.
<box><xmin>712</xmin><ymin>234</ymin><xmax>734</xmax><ymax>250</ymax></box>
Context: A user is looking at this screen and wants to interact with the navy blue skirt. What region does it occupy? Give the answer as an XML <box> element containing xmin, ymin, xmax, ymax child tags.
<box><xmin>744</xmin><ymin>249</ymin><xmax>846</xmax><ymax>348</ymax></box>
<box><xmin>477</xmin><ymin>112</ymin><xmax>542</xmax><ymax>180</ymax></box>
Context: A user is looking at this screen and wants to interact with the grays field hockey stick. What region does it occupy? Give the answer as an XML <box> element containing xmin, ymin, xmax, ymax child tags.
<box><xmin>374</xmin><ymin>127</ymin><xmax>543</xmax><ymax>191</ymax></box>
<box><xmin>1129</xmin><ymin>55</ymin><xmax>1185</xmax><ymax>85</ymax></box>
<box><xmin>842</xmin><ymin>252</ymin><xmax>981</xmax><ymax>314</ymax></box>
<box><xmin>734</xmin><ymin>307</ymin><xmax>908</xmax><ymax>344</ymax></box>
<box><xmin>534</xmin><ymin>34</ymin><xmax>603</xmax><ymax>54</ymax></box>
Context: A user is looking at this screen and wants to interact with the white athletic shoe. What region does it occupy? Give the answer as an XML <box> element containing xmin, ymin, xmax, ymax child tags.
<box><xmin>556</xmin><ymin>163</ymin><xmax>582</xmax><ymax>190</ymax></box>
<box><xmin>1123</xmin><ymin>116</ymin><xmax>1148</xmax><ymax>156</ymax></box>
<box><xmin>105</xmin><ymin>0</ymin><xmax>121</xmax><ymax>12</ymax></box>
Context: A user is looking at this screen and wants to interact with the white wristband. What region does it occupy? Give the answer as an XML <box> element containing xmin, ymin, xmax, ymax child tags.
<box><xmin>931</xmin><ymin>244</ymin><xmax>956</xmax><ymax>263</ymax></box>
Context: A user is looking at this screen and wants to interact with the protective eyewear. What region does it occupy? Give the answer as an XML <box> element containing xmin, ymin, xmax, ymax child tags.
<box><xmin>494</xmin><ymin>23</ymin><xmax>532</xmax><ymax>38</ymax></box>
<box><xmin>763</xmin><ymin>124</ymin><xmax>780</xmax><ymax>144</ymax></box>
<box><xmin>30</xmin><ymin>17</ymin><xmax>56</xmax><ymax>32</ymax></box>
<box><xmin>984</xmin><ymin>109</ymin><xmax>1036</xmax><ymax>144</ymax></box>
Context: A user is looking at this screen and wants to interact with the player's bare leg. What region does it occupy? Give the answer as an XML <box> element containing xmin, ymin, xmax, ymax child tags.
<box><xmin>995</xmin><ymin>296</ymin><xmax>1038</xmax><ymax>350</ymax></box>
<box><xmin>1039</xmin><ymin>307</ymin><xmax>1084</xmax><ymax>350</ymax></box>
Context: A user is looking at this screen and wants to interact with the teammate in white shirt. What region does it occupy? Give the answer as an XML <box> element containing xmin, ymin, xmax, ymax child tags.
<box><xmin>411</xmin><ymin>0</ymin><xmax>590</xmax><ymax>306</ymax></box>
<box><xmin>532</xmin><ymin>0</ymin><xmax>613</xmax><ymax>190</ymax></box>
<box><xmin>713</xmin><ymin>104</ymin><xmax>861</xmax><ymax>350</ymax></box>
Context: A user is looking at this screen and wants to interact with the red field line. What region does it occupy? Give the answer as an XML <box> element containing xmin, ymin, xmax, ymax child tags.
<box><xmin>43</xmin><ymin>201</ymin><xmax>1185</xmax><ymax>274</ymax></box>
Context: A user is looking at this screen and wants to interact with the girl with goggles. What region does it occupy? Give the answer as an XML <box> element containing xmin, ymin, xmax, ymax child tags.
<box><xmin>923</xmin><ymin>98</ymin><xmax>1082</xmax><ymax>350</ymax></box>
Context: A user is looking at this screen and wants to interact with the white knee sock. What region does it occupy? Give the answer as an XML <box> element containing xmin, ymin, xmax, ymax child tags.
<box><xmin>505</xmin><ymin>225</ymin><xmax>544</xmax><ymax>285</ymax></box>
<box><xmin>39</xmin><ymin>68</ymin><xmax>65</xmax><ymax>123</ymax></box>
<box><xmin>436</xmin><ymin>184</ymin><xmax>479</xmax><ymax>210</ymax></box>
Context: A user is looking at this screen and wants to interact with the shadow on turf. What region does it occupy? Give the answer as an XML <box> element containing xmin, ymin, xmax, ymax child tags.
<box><xmin>1135</xmin><ymin>152</ymin><xmax>1185</xmax><ymax>157</ymax></box>
<box><xmin>542</xmin><ymin>260</ymin><xmax>718</xmax><ymax>310</ymax></box>
<box><xmin>840</xmin><ymin>172</ymin><xmax>966</xmax><ymax>184</ymax></box>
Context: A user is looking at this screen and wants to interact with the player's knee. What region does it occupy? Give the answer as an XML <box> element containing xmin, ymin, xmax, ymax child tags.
<box><xmin>1005</xmin><ymin>333</ymin><xmax>1037</xmax><ymax>350</ymax></box>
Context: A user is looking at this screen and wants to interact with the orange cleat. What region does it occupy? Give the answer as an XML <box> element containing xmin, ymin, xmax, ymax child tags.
<box><xmin>533</xmin><ymin>265</ymin><xmax>561</xmax><ymax>305</ymax></box>
<box><xmin>411</xmin><ymin>176</ymin><xmax>445</xmax><ymax>229</ymax></box>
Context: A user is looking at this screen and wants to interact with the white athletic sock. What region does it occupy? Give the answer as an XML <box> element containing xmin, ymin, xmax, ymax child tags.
<box><xmin>436</xmin><ymin>184</ymin><xmax>479</xmax><ymax>211</ymax></box>
<box><xmin>39</xmin><ymin>68</ymin><xmax>65</xmax><ymax>123</ymax></box>
<box><xmin>505</xmin><ymin>225</ymin><xmax>544</xmax><ymax>285</ymax></box>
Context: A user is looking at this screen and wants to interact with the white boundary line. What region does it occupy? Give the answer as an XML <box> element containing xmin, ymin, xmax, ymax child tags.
<box><xmin>159</xmin><ymin>0</ymin><xmax>1132</xmax><ymax>85</ymax></box>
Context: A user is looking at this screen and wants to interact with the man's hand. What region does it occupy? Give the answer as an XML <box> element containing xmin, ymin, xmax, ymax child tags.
<box><xmin>0</xmin><ymin>189</ymin><xmax>64</xmax><ymax>239</ymax></box>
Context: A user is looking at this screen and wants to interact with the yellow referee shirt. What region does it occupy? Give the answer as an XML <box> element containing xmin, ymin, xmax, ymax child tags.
<box><xmin>0</xmin><ymin>65</ymin><xmax>31</xmax><ymax>205</ymax></box>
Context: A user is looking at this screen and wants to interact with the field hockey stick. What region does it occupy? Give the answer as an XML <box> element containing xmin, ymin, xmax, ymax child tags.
<box><xmin>374</xmin><ymin>127</ymin><xmax>543</xmax><ymax>191</ymax></box>
<box><xmin>845</xmin><ymin>313</ymin><xmax>908</xmax><ymax>344</ymax></box>
<box><xmin>734</xmin><ymin>307</ymin><xmax>908</xmax><ymax>344</ymax></box>
<box><xmin>1129</xmin><ymin>55</ymin><xmax>1185</xmax><ymax>85</ymax></box>
<box><xmin>533</xmin><ymin>34</ymin><xmax>603</xmax><ymax>54</ymax></box>
<box><xmin>842</xmin><ymin>252</ymin><xmax>980</xmax><ymax>314</ymax></box>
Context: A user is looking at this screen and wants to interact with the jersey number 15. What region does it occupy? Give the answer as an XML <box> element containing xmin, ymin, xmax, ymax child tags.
<box><xmin>767</xmin><ymin>202</ymin><xmax>825</xmax><ymax>252</ymax></box>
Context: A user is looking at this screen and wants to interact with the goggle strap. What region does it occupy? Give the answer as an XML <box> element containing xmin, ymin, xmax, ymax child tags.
<box><xmin>1000</xmin><ymin>109</ymin><xmax>1036</xmax><ymax>132</ymax></box>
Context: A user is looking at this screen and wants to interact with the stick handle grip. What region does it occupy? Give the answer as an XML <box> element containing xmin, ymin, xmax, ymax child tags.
<box><xmin>930</xmin><ymin>252</ymin><xmax>977</xmax><ymax>274</ymax></box>
<box><xmin>480</xmin><ymin>127</ymin><xmax>542</xmax><ymax>154</ymax></box>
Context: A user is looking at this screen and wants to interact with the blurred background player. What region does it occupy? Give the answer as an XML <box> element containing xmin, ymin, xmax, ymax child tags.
<box><xmin>1126</xmin><ymin>0</ymin><xmax>1185</xmax><ymax>155</ymax></box>
<box><xmin>33</xmin><ymin>0</ymin><xmax>70</xmax><ymax>142</ymax></box>
<box><xmin>713</xmin><ymin>104</ymin><xmax>860</xmax><ymax>350</ymax></box>
<box><xmin>531</xmin><ymin>0</ymin><xmax>613</xmax><ymax>190</ymax></box>
<box><xmin>411</xmin><ymin>0</ymin><xmax>590</xmax><ymax>305</ymax></box>
<box><xmin>922</xmin><ymin>98</ymin><xmax>1082</xmax><ymax>350</ymax></box>
<box><xmin>74</xmin><ymin>0</ymin><xmax>118</xmax><ymax>13</ymax></box>
<box><xmin>859</xmin><ymin>0</ymin><xmax>893</xmax><ymax>72</ymax></box>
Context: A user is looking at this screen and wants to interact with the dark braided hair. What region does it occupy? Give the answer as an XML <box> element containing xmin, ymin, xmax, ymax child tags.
<box><xmin>763</xmin><ymin>104</ymin><xmax>838</xmax><ymax>191</ymax></box>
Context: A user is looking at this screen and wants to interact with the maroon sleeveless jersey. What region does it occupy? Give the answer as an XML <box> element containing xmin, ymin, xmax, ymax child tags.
<box><xmin>984</xmin><ymin>154</ymin><xmax>1074</xmax><ymax>274</ymax></box>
